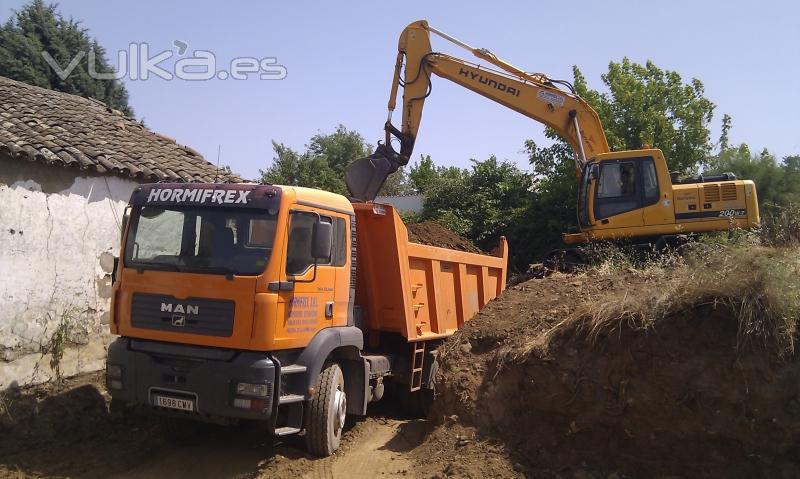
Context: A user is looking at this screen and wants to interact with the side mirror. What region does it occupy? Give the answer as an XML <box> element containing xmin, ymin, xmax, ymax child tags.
<box><xmin>311</xmin><ymin>220</ymin><xmax>332</xmax><ymax>260</ymax></box>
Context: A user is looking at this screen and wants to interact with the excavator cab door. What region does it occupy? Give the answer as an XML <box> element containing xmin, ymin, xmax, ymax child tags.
<box><xmin>590</xmin><ymin>157</ymin><xmax>660</xmax><ymax>230</ymax></box>
<box><xmin>577</xmin><ymin>163</ymin><xmax>597</xmax><ymax>228</ymax></box>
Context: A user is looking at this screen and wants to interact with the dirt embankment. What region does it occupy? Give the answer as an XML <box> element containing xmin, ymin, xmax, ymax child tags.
<box><xmin>0</xmin><ymin>372</ymin><xmax>163</xmax><ymax>478</ymax></box>
<box><xmin>414</xmin><ymin>246</ymin><xmax>800</xmax><ymax>478</ymax></box>
<box><xmin>406</xmin><ymin>221</ymin><xmax>483</xmax><ymax>254</ymax></box>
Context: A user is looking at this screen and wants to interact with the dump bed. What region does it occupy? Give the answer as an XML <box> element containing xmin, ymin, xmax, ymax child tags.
<box><xmin>352</xmin><ymin>203</ymin><xmax>508</xmax><ymax>342</ymax></box>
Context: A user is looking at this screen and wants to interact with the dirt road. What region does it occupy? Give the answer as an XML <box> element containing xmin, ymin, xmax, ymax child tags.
<box><xmin>301</xmin><ymin>417</ymin><xmax>421</xmax><ymax>479</ymax></box>
<box><xmin>109</xmin><ymin>417</ymin><xmax>423</xmax><ymax>479</ymax></box>
<box><xmin>0</xmin><ymin>374</ymin><xmax>427</xmax><ymax>479</ymax></box>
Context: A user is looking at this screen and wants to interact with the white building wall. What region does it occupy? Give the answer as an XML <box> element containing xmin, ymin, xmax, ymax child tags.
<box><xmin>374</xmin><ymin>194</ymin><xmax>424</xmax><ymax>213</ymax></box>
<box><xmin>0</xmin><ymin>156</ymin><xmax>138</xmax><ymax>388</ymax></box>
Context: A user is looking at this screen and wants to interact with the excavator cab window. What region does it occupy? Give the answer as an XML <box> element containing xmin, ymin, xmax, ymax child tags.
<box><xmin>642</xmin><ymin>159</ymin><xmax>659</xmax><ymax>203</ymax></box>
<box><xmin>593</xmin><ymin>157</ymin><xmax>660</xmax><ymax>220</ymax></box>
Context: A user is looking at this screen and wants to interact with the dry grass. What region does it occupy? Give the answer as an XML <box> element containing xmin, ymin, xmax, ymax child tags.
<box><xmin>759</xmin><ymin>203</ymin><xmax>800</xmax><ymax>246</ymax></box>
<box><xmin>551</xmin><ymin>243</ymin><xmax>800</xmax><ymax>357</ymax></box>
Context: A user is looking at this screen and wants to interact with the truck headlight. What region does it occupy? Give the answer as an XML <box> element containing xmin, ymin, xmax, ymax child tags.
<box><xmin>236</xmin><ymin>382</ymin><xmax>269</xmax><ymax>398</ymax></box>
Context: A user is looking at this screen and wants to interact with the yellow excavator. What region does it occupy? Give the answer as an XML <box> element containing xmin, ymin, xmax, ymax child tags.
<box><xmin>346</xmin><ymin>20</ymin><xmax>759</xmax><ymax>268</ymax></box>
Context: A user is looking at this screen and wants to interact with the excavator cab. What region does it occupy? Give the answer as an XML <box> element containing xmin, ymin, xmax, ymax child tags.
<box><xmin>567</xmin><ymin>151</ymin><xmax>672</xmax><ymax>243</ymax></box>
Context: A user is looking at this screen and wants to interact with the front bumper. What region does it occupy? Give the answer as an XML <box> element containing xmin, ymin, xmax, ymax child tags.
<box><xmin>106</xmin><ymin>337</ymin><xmax>276</xmax><ymax>422</ymax></box>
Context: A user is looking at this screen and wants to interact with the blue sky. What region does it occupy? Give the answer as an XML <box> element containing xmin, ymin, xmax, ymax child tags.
<box><xmin>3</xmin><ymin>0</ymin><xmax>798</xmax><ymax>180</ymax></box>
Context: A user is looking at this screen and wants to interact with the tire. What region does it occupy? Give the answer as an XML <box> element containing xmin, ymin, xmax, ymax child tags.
<box><xmin>305</xmin><ymin>362</ymin><xmax>346</xmax><ymax>456</ymax></box>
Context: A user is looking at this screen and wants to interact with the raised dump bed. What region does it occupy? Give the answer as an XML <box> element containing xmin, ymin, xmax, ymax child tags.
<box><xmin>352</xmin><ymin>202</ymin><xmax>508</xmax><ymax>342</ymax></box>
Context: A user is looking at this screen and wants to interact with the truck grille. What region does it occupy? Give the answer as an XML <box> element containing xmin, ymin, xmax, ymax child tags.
<box><xmin>131</xmin><ymin>293</ymin><xmax>235</xmax><ymax>337</ymax></box>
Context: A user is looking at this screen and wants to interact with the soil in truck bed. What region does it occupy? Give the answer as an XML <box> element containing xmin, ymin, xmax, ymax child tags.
<box><xmin>406</xmin><ymin>221</ymin><xmax>483</xmax><ymax>254</ymax></box>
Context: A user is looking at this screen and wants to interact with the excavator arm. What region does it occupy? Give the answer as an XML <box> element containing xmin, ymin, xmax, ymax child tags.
<box><xmin>346</xmin><ymin>20</ymin><xmax>610</xmax><ymax>201</ymax></box>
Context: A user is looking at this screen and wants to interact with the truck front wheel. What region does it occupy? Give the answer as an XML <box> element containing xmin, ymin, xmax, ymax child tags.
<box><xmin>305</xmin><ymin>362</ymin><xmax>346</xmax><ymax>456</ymax></box>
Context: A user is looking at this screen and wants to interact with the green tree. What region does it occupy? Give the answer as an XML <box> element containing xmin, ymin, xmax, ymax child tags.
<box><xmin>409</xmin><ymin>155</ymin><xmax>437</xmax><ymax>192</ymax></box>
<box><xmin>408</xmin><ymin>154</ymin><xmax>465</xmax><ymax>193</ymax></box>
<box><xmin>707</xmin><ymin>144</ymin><xmax>800</xmax><ymax>213</ymax></box>
<box><xmin>260</xmin><ymin>125</ymin><xmax>412</xmax><ymax>196</ymax></box>
<box><xmin>706</xmin><ymin>117</ymin><xmax>800</xmax><ymax>213</ymax></box>
<box><xmin>260</xmin><ymin>141</ymin><xmax>339</xmax><ymax>192</ymax></box>
<box><xmin>421</xmin><ymin>156</ymin><xmax>532</xmax><ymax>253</ymax></box>
<box><xmin>0</xmin><ymin>0</ymin><xmax>133</xmax><ymax>116</ymax></box>
<box><xmin>378</xmin><ymin>166</ymin><xmax>412</xmax><ymax>196</ymax></box>
<box><xmin>516</xmin><ymin>140</ymin><xmax>578</xmax><ymax>263</ymax></box>
<box><xmin>573</xmin><ymin>59</ymin><xmax>716</xmax><ymax>173</ymax></box>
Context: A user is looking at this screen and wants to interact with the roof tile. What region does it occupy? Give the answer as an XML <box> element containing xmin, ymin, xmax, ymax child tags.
<box><xmin>0</xmin><ymin>76</ymin><xmax>243</xmax><ymax>183</ymax></box>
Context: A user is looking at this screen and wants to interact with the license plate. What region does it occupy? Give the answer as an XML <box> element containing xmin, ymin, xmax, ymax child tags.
<box><xmin>154</xmin><ymin>395</ymin><xmax>195</xmax><ymax>412</ymax></box>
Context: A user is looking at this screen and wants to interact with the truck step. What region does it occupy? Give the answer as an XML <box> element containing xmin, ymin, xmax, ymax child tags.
<box><xmin>279</xmin><ymin>393</ymin><xmax>305</xmax><ymax>404</ymax></box>
<box><xmin>274</xmin><ymin>426</ymin><xmax>302</xmax><ymax>436</ymax></box>
<box><xmin>281</xmin><ymin>364</ymin><xmax>307</xmax><ymax>375</ymax></box>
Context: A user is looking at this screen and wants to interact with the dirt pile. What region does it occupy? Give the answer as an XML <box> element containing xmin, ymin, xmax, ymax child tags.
<box><xmin>415</xmin><ymin>246</ymin><xmax>800</xmax><ymax>478</ymax></box>
<box><xmin>406</xmin><ymin>221</ymin><xmax>483</xmax><ymax>254</ymax></box>
<box><xmin>0</xmin><ymin>372</ymin><xmax>164</xmax><ymax>478</ymax></box>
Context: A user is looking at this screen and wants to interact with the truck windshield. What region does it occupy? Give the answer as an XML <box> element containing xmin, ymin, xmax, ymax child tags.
<box><xmin>124</xmin><ymin>206</ymin><xmax>277</xmax><ymax>276</ymax></box>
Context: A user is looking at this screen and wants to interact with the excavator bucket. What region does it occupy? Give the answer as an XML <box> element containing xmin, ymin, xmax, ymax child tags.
<box><xmin>345</xmin><ymin>144</ymin><xmax>398</xmax><ymax>202</ymax></box>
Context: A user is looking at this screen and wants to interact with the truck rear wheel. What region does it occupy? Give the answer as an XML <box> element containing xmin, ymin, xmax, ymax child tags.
<box><xmin>305</xmin><ymin>362</ymin><xmax>346</xmax><ymax>456</ymax></box>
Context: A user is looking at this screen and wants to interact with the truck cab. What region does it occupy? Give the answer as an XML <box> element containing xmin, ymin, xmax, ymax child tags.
<box><xmin>108</xmin><ymin>183</ymin><xmax>363</xmax><ymax>454</ymax></box>
<box><xmin>106</xmin><ymin>182</ymin><xmax>508</xmax><ymax>456</ymax></box>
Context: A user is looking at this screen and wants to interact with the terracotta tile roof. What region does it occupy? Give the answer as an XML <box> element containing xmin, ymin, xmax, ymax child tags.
<box><xmin>0</xmin><ymin>76</ymin><xmax>242</xmax><ymax>183</ymax></box>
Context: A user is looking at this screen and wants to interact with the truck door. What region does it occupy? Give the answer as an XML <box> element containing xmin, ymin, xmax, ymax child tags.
<box><xmin>274</xmin><ymin>210</ymin><xmax>338</xmax><ymax>348</ymax></box>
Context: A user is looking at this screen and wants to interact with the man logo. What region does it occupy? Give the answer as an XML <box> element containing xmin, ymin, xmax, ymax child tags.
<box><xmin>161</xmin><ymin>302</ymin><xmax>199</xmax><ymax>315</ymax></box>
<box><xmin>171</xmin><ymin>315</ymin><xmax>186</xmax><ymax>327</ymax></box>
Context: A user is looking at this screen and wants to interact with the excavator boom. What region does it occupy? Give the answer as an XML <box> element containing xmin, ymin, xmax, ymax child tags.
<box><xmin>346</xmin><ymin>20</ymin><xmax>609</xmax><ymax>201</ymax></box>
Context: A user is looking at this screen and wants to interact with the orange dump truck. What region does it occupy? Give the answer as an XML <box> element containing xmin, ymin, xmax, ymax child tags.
<box><xmin>106</xmin><ymin>183</ymin><xmax>507</xmax><ymax>455</ymax></box>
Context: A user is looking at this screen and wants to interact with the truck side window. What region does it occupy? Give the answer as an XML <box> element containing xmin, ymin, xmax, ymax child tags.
<box><xmin>286</xmin><ymin>211</ymin><xmax>332</xmax><ymax>276</ymax></box>
<box><xmin>332</xmin><ymin>217</ymin><xmax>347</xmax><ymax>267</ymax></box>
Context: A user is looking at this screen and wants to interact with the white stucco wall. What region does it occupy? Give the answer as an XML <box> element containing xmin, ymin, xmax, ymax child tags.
<box><xmin>0</xmin><ymin>156</ymin><xmax>139</xmax><ymax>389</ymax></box>
<box><xmin>374</xmin><ymin>194</ymin><xmax>424</xmax><ymax>213</ymax></box>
